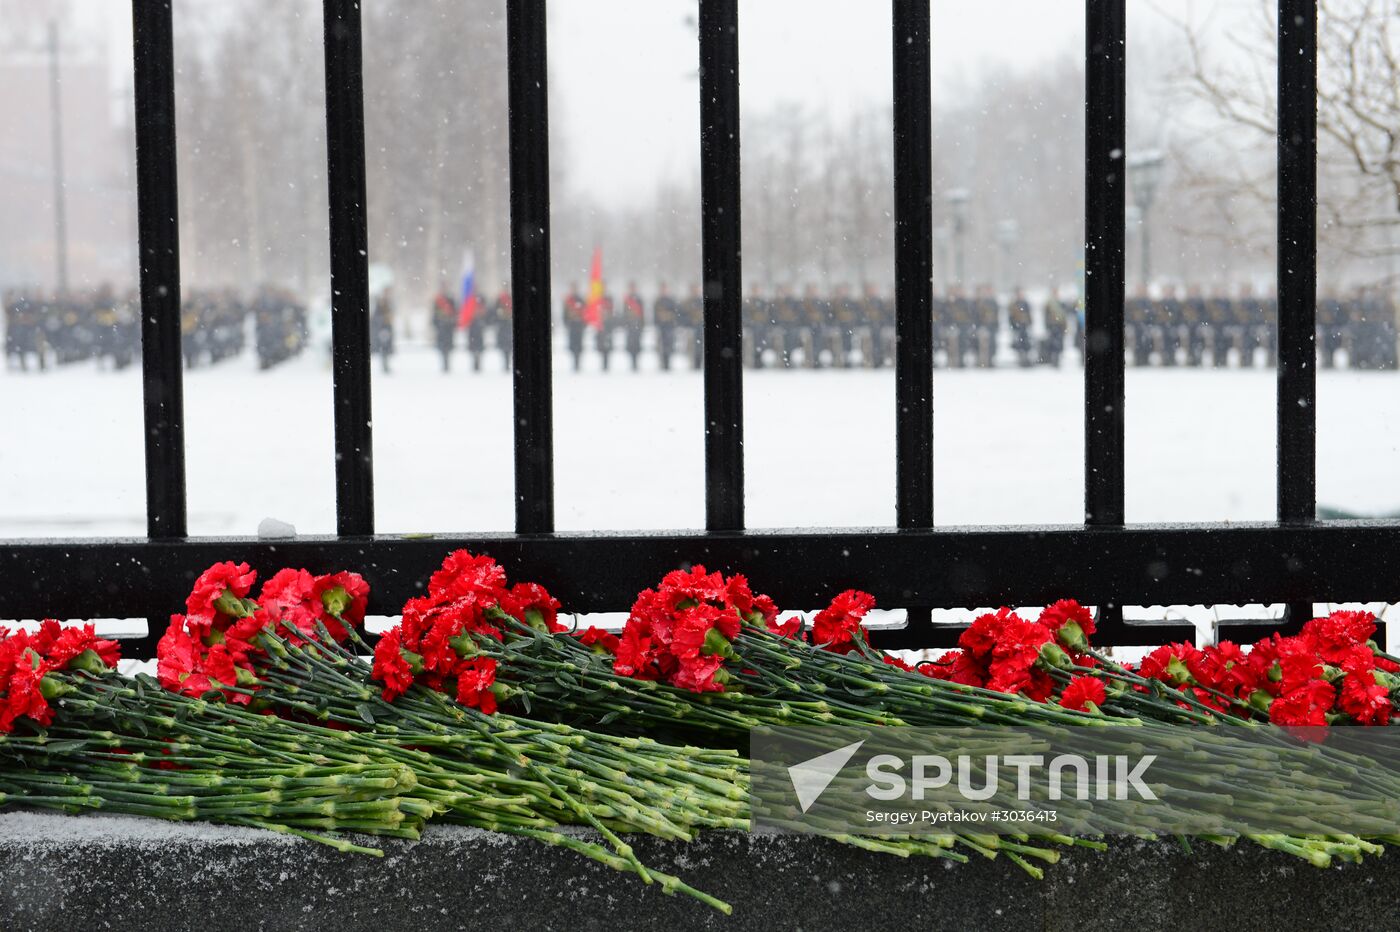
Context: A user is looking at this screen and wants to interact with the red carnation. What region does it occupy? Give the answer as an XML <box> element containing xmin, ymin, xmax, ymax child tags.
<box><xmin>1268</xmin><ymin>679</ymin><xmax>1336</xmax><ymax>729</ymax></box>
<box><xmin>254</xmin><ymin>568</ymin><xmax>321</xmax><ymax>644</ymax></box>
<box><xmin>613</xmin><ymin>624</ymin><xmax>658</xmax><ymax>679</ymax></box>
<box><xmin>0</xmin><ymin>635</ymin><xmax>54</xmax><ymax>731</ymax></box>
<box><xmin>455</xmin><ymin>657</ymin><xmax>501</xmax><ymax>714</ymax></box>
<box><xmin>311</xmin><ymin>570</ymin><xmax>370</xmax><ymax>639</ymax></box>
<box><xmin>371</xmin><ymin>628</ymin><xmax>416</xmax><ymax>701</ymax></box>
<box><xmin>984</xmin><ymin>615</ymin><xmax>1055</xmax><ymax>700</ymax></box>
<box><xmin>498</xmin><ymin>581</ymin><xmax>564</xmax><ymax>633</ymax></box>
<box><xmin>811</xmin><ymin>590</ymin><xmax>877</xmax><ymax>654</ymax></box>
<box><xmin>1059</xmin><ymin>676</ymin><xmax>1107</xmax><ymax>712</ymax></box>
<box><xmin>1039</xmin><ymin>599</ymin><xmax>1096</xmax><ymax>653</ymax></box>
<box><xmin>576</xmin><ymin>627</ymin><xmax>620</xmax><ymax>654</ymax></box>
<box><xmin>959</xmin><ymin>607</ymin><xmax>1020</xmax><ymax>660</ymax></box>
<box><xmin>1137</xmin><ymin>643</ymin><xmax>1200</xmax><ymax>686</ymax></box>
<box><xmin>156</xmin><ymin>622</ymin><xmax>251</xmax><ymax>705</ymax></box>
<box><xmin>185</xmin><ymin>561</ymin><xmax>257</xmax><ymax>629</ymax></box>
<box><xmin>1185</xmin><ymin>640</ymin><xmax>1251</xmax><ymax>700</ymax></box>
<box><xmin>657</xmin><ymin>565</ymin><xmax>727</xmax><ymax>611</ymax></box>
<box><xmin>428</xmin><ymin>550</ymin><xmax>509</xmax><ymax>603</ymax></box>
<box><xmin>1339</xmin><ymin>669</ymin><xmax>1392</xmax><ymax>725</ymax></box>
<box><xmin>671</xmin><ymin>653</ymin><xmax>727</xmax><ymax>693</ymax></box>
<box><xmin>31</xmin><ymin>620</ymin><xmax>121</xmax><ymax>671</ymax></box>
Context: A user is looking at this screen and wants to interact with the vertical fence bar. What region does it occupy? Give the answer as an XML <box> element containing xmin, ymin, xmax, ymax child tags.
<box><xmin>699</xmin><ymin>0</ymin><xmax>745</xmax><ymax>531</ymax></box>
<box><xmin>323</xmin><ymin>0</ymin><xmax>374</xmax><ymax>536</ymax></box>
<box><xmin>1277</xmin><ymin>0</ymin><xmax>1317</xmax><ymax>632</ymax></box>
<box><xmin>890</xmin><ymin>0</ymin><xmax>934</xmax><ymax>649</ymax></box>
<box><xmin>507</xmin><ymin>0</ymin><xmax>555</xmax><ymax>534</ymax></box>
<box><xmin>132</xmin><ymin>0</ymin><xmax>186</xmax><ymax>656</ymax></box>
<box><xmin>1084</xmin><ymin>0</ymin><xmax>1127</xmax><ymax>634</ymax></box>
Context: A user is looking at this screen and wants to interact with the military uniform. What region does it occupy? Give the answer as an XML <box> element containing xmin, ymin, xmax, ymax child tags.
<box><xmin>1206</xmin><ymin>293</ymin><xmax>1233</xmax><ymax>367</ymax></box>
<box><xmin>863</xmin><ymin>286</ymin><xmax>893</xmax><ymax>368</ymax></box>
<box><xmin>1234</xmin><ymin>289</ymin><xmax>1262</xmax><ymax>368</ymax></box>
<box><xmin>1317</xmin><ymin>294</ymin><xmax>1345</xmax><ymax>369</ymax></box>
<box><xmin>1155</xmin><ymin>289</ymin><xmax>1182</xmax><ymax>366</ymax></box>
<box><xmin>494</xmin><ymin>290</ymin><xmax>514</xmax><ymax>371</ymax></box>
<box><xmin>621</xmin><ymin>288</ymin><xmax>646</xmax><ymax>371</ymax></box>
<box><xmin>1181</xmin><ymin>287</ymin><xmax>1207</xmax><ymax>367</ymax></box>
<box><xmin>681</xmin><ymin>287</ymin><xmax>704</xmax><ymax>370</ymax></box>
<box><xmin>596</xmin><ymin>292</ymin><xmax>617</xmax><ymax>371</ymax></box>
<box><xmin>827</xmin><ymin>286</ymin><xmax>859</xmax><ymax>368</ymax></box>
<box><xmin>973</xmin><ymin>288</ymin><xmax>999</xmax><ymax>367</ymax></box>
<box><xmin>563</xmin><ymin>289</ymin><xmax>587</xmax><ymax>372</ymax></box>
<box><xmin>466</xmin><ymin>295</ymin><xmax>489</xmax><ymax>372</ymax></box>
<box><xmin>931</xmin><ymin>292</ymin><xmax>950</xmax><ymax>364</ymax></box>
<box><xmin>1007</xmin><ymin>292</ymin><xmax>1033</xmax><ymax>367</ymax></box>
<box><xmin>742</xmin><ymin>288</ymin><xmax>768</xmax><ymax>368</ymax></box>
<box><xmin>948</xmin><ymin>290</ymin><xmax>974</xmax><ymax>368</ymax></box>
<box><xmin>653</xmin><ymin>287</ymin><xmax>679</xmax><ymax>370</ymax></box>
<box><xmin>772</xmin><ymin>287</ymin><xmax>801</xmax><ymax>367</ymax></box>
<box><xmin>1040</xmin><ymin>295</ymin><xmax>1068</xmax><ymax>367</ymax></box>
<box><xmin>1126</xmin><ymin>291</ymin><xmax>1152</xmax><ymax>366</ymax></box>
<box><xmin>431</xmin><ymin>290</ymin><xmax>457</xmax><ymax>372</ymax></box>
<box><xmin>371</xmin><ymin>291</ymin><xmax>395</xmax><ymax>374</ymax></box>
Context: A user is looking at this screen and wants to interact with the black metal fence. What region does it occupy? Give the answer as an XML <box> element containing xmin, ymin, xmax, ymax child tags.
<box><xmin>2</xmin><ymin>0</ymin><xmax>1390</xmax><ymax>657</ymax></box>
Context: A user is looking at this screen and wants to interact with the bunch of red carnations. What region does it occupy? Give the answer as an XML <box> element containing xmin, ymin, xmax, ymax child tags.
<box><xmin>914</xmin><ymin>599</ymin><xmax>1399</xmax><ymax>730</ymax></box>
<box><xmin>0</xmin><ymin>619</ymin><xmax>424</xmax><ymax>855</ymax></box>
<box><xmin>153</xmin><ymin>559</ymin><xmax>746</xmax><ymax>913</ymax></box>
<box><xmin>1126</xmin><ymin>610</ymin><xmax>1396</xmax><ymax>727</ymax></box>
<box><xmin>0</xmin><ymin>621</ymin><xmax>120</xmax><ymax>733</ymax></box>
<box><xmin>156</xmin><ymin>561</ymin><xmax>369</xmax><ymax>705</ymax></box>
<box><xmin>369</xmin><ymin>550</ymin><xmax>562</xmax><ymax>713</ymax></box>
<box><xmin>367</xmin><ymin>555</ymin><xmax>1098</xmax><ymax>877</ymax></box>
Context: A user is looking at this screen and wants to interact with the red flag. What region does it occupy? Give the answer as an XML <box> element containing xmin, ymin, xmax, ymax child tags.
<box><xmin>583</xmin><ymin>246</ymin><xmax>604</xmax><ymax>330</ymax></box>
<box><xmin>457</xmin><ymin>293</ymin><xmax>478</xmax><ymax>329</ymax></box>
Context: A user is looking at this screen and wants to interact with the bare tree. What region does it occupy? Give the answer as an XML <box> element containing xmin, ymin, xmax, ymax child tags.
<box><xmin>1172</xmin><ymin>0</ymin><xmax>1400</xmax><ymax>282</ymax></box>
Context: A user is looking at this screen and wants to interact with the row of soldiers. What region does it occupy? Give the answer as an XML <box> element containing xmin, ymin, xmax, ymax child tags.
<box><xmin>3</xmin><ymin>285</ymin><xmax>311</xmax><ymax>373</ymax></box>
<box><xmin>2</xmin><ymin>286</ymin><xmax>140</xmax><ymax>371</ymax></box>
<box><xmin>11</xmin><ymin>282</ymin><xmax>1396</xmax><ymax>374</ymax></box>
<box><xmin>1125</xmin><ymin>285</ymin><xmax>1399</xmax><ymax>370</ymax></box>
<box><xmin>418</xmin><ymin>282</ymin><xmax>1398</xmax><ymax>373</ymax></box>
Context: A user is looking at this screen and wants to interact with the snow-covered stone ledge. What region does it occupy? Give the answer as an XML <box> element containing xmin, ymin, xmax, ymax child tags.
<box><xmin>0</xmin><ymin>812</ymin><xmax>1394</xmax><ymax>930</ymax></box>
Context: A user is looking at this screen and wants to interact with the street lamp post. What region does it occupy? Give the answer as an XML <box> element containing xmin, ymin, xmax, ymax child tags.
<box><xmin>1128</xmin><ymin>150</ymin><xmax>1165</xmax><ymax>287</ymax></box>
<box><xmin>934</xmin><ymin>225</ymin><xmax>952</xmax><ymax>288</ymax></box>
<box><xmin>994</xmin><ymin>218</ymin><xmax>1019</xmax><ymax>288</ymax></box>
<box><xmin>47</xmin><ymin>19</ymin><xmax>69</xmax><ymax>292</ymax></box>
<box><xmin>946</xmin><ymin>188</ymin><xmax>970</xmax><ymax>287</ymax></box>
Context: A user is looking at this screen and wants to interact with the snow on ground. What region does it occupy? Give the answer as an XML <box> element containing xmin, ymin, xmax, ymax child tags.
<box><xmin>4</xmin><ymin>341</ymin><xmax>1399</xmax><ymax>538</ymax></box>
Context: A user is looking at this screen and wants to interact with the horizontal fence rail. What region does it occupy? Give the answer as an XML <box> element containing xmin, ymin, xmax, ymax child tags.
<box><xmin>4</xmin><ymin>521</ymin><xmax>1397</xmax><ymax>643</ymax></box>
<box><xmin>3</xmin><ymin>1</ymin><xmax>1384</xmax><ymax>658</ymax></box>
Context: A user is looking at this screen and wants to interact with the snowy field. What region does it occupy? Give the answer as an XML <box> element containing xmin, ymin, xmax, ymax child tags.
<box><xmin>3</xmin><ymin>341</ymin><xmax>1399</xmax><ymax>538</ymax></box>
<box><xmin>3</xmin><ymin>341</ymin><xmax>1399</xmax><ymax>643</ymax></box>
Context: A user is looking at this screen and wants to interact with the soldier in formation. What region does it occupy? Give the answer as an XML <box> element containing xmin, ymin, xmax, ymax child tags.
<box><xmin>620</xmin><ymin>282</ymin><xmax>646</xmax><ymax>372</ymax></box>
<box><xmin>430</xmin><ymin>285</ymin><xmax>457</xmax><ymax>373</ymax></box>
<box><xmin>251</xmin><ymin>286</ymin><xmax>306</xmax><ymax>371</ymax></box>
<box><xmin>3</xmin><ymin>285</ymin><xmax>306</xmax><ymax>373</ymax></box>
<box><xmin>370</xmin><ymin>287</ymin><xmax>396</xmax><ymax>375</ymax></box>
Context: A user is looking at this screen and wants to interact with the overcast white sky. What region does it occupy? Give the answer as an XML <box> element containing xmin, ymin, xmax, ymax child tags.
<box><xmin>81</xmin><ymin>0</ymin><xmax>1232</xmax><ymax>204</ymax></box>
